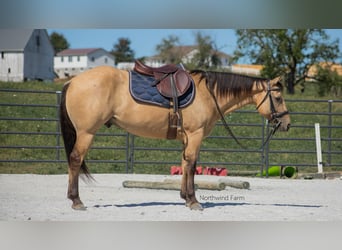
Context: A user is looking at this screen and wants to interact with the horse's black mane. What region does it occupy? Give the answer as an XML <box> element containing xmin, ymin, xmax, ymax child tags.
<box><xmin>190</xmin><ymin>70</ymin><xmax>267</xmax><ymax>98</ymax></box>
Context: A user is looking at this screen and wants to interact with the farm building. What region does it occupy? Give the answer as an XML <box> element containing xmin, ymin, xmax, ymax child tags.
<box><xmin>54</xmin><ymin>48</ymin><xmax>115</xmax><ymax>78</ymax></box>
<box><xmin>0</xmin><ymin>29</ymin><xmax>55</xmax><ymax>82</ymax></box>
<box><xmin>230</xmin><ymin>64</ymin><xmax>264</xmax><ymax>76</ymax></box>
<box><xmin>306</xmin><ymin>62</ymin><xmax>342</xmax><ymax>81</ymax></box>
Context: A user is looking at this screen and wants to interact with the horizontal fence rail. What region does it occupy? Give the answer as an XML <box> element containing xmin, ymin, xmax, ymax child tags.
<box><xmin>0</xmin><ymin>88</ymin><xmax>341</xmax><ymax>176</ymax></box>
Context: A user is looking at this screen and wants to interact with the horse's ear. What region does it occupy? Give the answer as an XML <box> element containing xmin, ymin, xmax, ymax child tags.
<box><xmin>270</xmin><ymin>76</ymin><xmax>282</xmax><ymax>85</ymax></box>
<box><xmin>270</xmin><ymin>76</ymin><xmax>284</xmax><ymax>91</ymax></box>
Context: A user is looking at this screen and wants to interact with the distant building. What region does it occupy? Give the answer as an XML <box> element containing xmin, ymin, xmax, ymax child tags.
<box><xmin>0</xmin><ymin>29</ymin><xmax>55</xmax><ymax>82</ymax></box>
<box><xmin>144</xmin><ymin>45</ymin><xmax>233</xmax><ymax>68</ymax></box>
<box><xmin>230</xmin><ymin>64</ymin><xmax>263</xmax><ymax>76</ymax></box>
<box><xmin>307</xmin><ymin>62</ymin><xmax>342</xmax><ymax>81</ymax></box>
<box><xmin>54</xmin><ymin>48</ymin><xmax>115</xmax><ymax>78</ymax></box>
<box><xmin>116</xmin><ymin>62</ymin><xmax>135</xmax><ymax>70</ymax></box>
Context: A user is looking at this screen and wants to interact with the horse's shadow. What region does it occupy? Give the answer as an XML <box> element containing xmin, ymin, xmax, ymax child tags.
<box><xmin>92</xmin><ymin>201</ymin><xmax>322</xmax><ymax>209</ymax></box>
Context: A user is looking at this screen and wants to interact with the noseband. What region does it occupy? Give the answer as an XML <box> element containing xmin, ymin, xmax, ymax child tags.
<box><xmin>255</xmin><ymin>81</ymin><xmax>289</xmax><ymax>122</ymax></box>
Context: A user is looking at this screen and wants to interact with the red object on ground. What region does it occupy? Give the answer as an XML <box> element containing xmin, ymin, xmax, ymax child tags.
<box><xmin>170</xmin><ymin>166</ymin><xmax>182</xmax><ymax>175</ymax></box>
<box><xmin>170</xmin><ymin>166</ymin><xmax>203</xmax><ymax>175</ymax></box>
<box><xmin>195</xmin><ymin>166</ymin><xmax>203</xmax><ymax>175</ymax></box>
<box><xmin>203</xmin><ymin>167</ymin><xmax>227</xmax><ymax>176</ymax></box>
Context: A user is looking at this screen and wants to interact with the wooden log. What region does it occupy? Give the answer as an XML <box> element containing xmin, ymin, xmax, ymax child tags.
<box><xmin>218</xmin><ymin>179</ymin><xmax>250</xmax><ymax>189</ymax></box>
<box><xmin>122</xmin><ymin>180</ymin><xmax>184</xmax><ymax>190</ymax></box>
<box><xmin>164</xmin><ymin>179</ymin><xmax>226</xmax><ymax>191</ymax></box>
<box><xmin>123</xmin><ymin>179</ymin><xmax>226</xmax><ymax>191</ymax></box>
<box><xmin>195</xmin><ymin>180</ymin><xmax>226</xmax><ymax>190</ymax></box>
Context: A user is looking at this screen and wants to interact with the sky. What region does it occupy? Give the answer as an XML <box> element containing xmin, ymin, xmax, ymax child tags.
<box><xmin>48</xmin><ymin>29</ymin><xmax>342</xmax><ymax>62</ymax></box>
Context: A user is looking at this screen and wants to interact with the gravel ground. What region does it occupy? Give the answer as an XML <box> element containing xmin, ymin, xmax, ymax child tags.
<box><xmin>1</xmin><ymin>174</ymin><xmax>341</xmax><ymax>221</ymax></box>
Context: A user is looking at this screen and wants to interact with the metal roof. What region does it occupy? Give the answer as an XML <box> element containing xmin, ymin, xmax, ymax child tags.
<box><xmin>56</xmin><ymin>48</ymin><xmax>102</xmax><ymax>56</ymax></box>
<box><xmin>0</xmin><ymin>29</ymin><xmax>34</xmax><ymax>51</ymax></box>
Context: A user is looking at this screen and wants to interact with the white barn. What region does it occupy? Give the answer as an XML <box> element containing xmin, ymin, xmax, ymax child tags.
<box><xmin>54</xmin><ymin>48</ymin><xmax>115</xmax><ymax>79</ymax></box>
<box><xmin>0</xmin><ymin>29</ymin><xmax>55</xmax><ymax>82</ymax></box>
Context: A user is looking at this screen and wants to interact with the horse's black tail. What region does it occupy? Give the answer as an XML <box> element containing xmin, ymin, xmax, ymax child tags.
<box><xmin>60</xmin><ymin>82</ymin><xmax>93</xmax><ymax>180</ymax></box>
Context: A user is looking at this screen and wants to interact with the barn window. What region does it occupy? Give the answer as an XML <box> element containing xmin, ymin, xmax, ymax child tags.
<box><xmin>104</xmin><ymin>58</ymin><xmax>108</xmax><ymax>64</ymax></box>
<box><xmin>91</xmin><ymin>57</ymin><xmax>95</xmax><ymax>62</ymax></box>
<box><xmin>1</xmin><ymin>52</ymin><xmax>4</xmax><ymax>59</ymax></box>
<box><xmin>77</xmin><ymin>56</ymin><xmax>80</xmax><ymax>62</ymax></box>
<box><xmin>61</xmin><ymin>57</ymin><xmax>64</xmax><ymax>62</ymax></box>
<box><xmin>68</xmin><ymin>56</ymin><xmax>72</xmax><ymax>62</ymax></box>
<box><xmin>8</xmin><ymin>68</ymin><xmax>11</xmax><ymax>73</ymax></box>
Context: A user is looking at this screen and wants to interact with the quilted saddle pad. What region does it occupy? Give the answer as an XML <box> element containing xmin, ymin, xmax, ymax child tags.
<box><xmin>129</xmin><ymin>71</ymin><xmax>195</xmax><ymax>109</ymax></box>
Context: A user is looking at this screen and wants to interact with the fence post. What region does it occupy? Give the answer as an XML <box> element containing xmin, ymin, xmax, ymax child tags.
<box><xmin>260</xmin><ymin>116</ymin><xmax>266</xmax><ymax>177</ymax></box>
<box><xmin>327</xmin><ymin>100</ymin><xmax>333</xmax><ymax>166</ymax></box>
<box><xmin>265</xmin><ymin>121</ymin><xmax>270</xmax><ymax>178</ymax></box>
<box><xmin>125</xmin><ymin>133</ymin><xmax>130</xmax><ymax>173</ymax></box>
<box><xmin>315</xmin><ymin>123</ymin><xmax>324</xmax><ymax>173</ymax></box>
<box><xmin>130</xmin><ymin>134</ymin><xmax>135</xmax><ymax>173</ymax></box>
<box><xmin>56</xmin><ymin>91</ymin><xmax>62</xmax><ymax>162</ymax></box>
<box><xmin>125</xmin><ymin>133</ymin><xmax>135</xmax><ymax>173</ymax></box>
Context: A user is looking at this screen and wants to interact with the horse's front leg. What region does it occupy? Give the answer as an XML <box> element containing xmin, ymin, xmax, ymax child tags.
<box><xmin>180</xmin><ymin>131</ymin><xmax>203</xmax><ymax>211</ymax></box>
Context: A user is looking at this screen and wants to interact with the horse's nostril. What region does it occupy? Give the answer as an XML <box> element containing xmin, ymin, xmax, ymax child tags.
<box><xmin>287</xmin><ymin>123</ymin><xmax>291</xmax><ymax>131</ymax></box>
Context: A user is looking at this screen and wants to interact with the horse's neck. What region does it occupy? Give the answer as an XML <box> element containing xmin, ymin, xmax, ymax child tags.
<box><xmin>219</xmin><ymin>85</ymin><xmax>265</xmax><ymax>115</ymax></box>
<box><xmin>221</xmin><ymin>95</ymin><xmax>254</xmax><ymax>115</ymax></box>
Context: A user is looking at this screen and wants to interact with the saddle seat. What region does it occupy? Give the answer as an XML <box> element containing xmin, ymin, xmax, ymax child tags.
<box><xmin>134</xmin><ymin>60</ymin><xmax>192</xmax><ymax>98</ymax></box>
<box><xmin>134</xmin><ymin>60</ymin><xmax>179</xmax><ymax>75</ymax></box>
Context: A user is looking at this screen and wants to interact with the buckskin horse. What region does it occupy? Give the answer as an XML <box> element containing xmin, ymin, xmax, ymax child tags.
<box><xmin>60</xmin><ymin>62</ymin><xmax>290</xmax><ymax>211</ymax></box>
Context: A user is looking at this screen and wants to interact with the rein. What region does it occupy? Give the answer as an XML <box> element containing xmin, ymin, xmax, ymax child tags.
<box><xmin>207</xmin><ymin>83</ymin><xmax>246</xmax><ymax>149</ymax></box>
<box><xmin>206</xmin><ymin>76</ymin><xmax>287</xmax><ymax>149</ymax></box>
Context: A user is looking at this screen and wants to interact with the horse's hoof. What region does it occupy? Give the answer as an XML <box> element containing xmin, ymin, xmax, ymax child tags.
<box><xmin>72</xmin><ymin>203</ymin><xmax>87</xmax><ymax>211</ymax></box>
<box><xmin>186</xmin><ymin>202</ymin><xmax>204</xmax><ymax>211</ymax></box>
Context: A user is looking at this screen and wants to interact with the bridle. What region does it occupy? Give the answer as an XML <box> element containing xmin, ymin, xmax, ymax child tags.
<box><xmin>255</xmin><ymin>81</ymin><xmax>289</xmax><ymax>122</ymax></box>
<box><xmin>255</xmin><ymin>81</ymin><xmax>289</xmax><ymax>147</ymax></box>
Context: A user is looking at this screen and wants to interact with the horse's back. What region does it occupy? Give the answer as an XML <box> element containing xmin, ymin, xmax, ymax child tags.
<box><xmin>68</xmin><ymin>66</ymin><xmax>127</xmax><ymax>87</ymax></box>
<box><xmin>67</xmin><ymin>66</ymin><xmax>128</xmax><ymax>98</ymax></box>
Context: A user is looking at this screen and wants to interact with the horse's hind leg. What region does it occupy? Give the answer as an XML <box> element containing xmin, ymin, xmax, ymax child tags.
<box><xmin>180</xmin><ymin>131</ymin><xmax>203</xmax><ymax>211</ymax></box>
<box><xmin>67</xmin><ymin>131</ymin><xmax>94</xmax><ymax>210</ymax></box>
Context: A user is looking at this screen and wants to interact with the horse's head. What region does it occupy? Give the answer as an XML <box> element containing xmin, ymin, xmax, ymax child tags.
<box><xmin>255</xmin><ymin>77</ymin><xmax>290</xmax><ymax>132</ymax></box>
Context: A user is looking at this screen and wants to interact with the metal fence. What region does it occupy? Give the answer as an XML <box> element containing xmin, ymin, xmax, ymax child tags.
<box><xmin>1</xmin><ymin>89</ymin><xmax>341</xmax><ymax>176</ymax></box>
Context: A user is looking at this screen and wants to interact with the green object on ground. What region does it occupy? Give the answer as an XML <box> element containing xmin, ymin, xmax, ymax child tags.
<box><xmin>257</xmin><ymin>166</ymin><xmax>298</xmax><ymax>178</ymax></box>
<box><xmin>282</xmin><ymin>166</ymin><xmax>298</xmax><ymax>178</ymax></box>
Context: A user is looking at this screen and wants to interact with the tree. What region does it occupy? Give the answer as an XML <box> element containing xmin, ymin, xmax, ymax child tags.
<box><xmin>315</xmin><ymin>64</ymin><xmax>342</xmax><ymax>97</ymax></box>
<box><xmin>234</xmin><ymin>29</ymin><xmax>340</xmax><ymax>94</ymax></box>
<box><xmin>155</xmin><ymin>35</ymin><xmax>181</xmax><ymax>64</ymax></box>
<box><xmin>192</xmin><ymin>31</ymin><xmax>221</xmax><ymax>69</ymax></box>
<box><xmin>155</xmin><ymin>32</ymin><xmax>223</xmax><ymax>69</ymax></box>
<box><xmin>49</xmin><ymin>32</ymin><xmax>69</xmax><ymax>55</ymax></box>
<box><xmin>111</xmin><ymin>38</ymin><xmax>135</xmax><ymax>63</ymax></box>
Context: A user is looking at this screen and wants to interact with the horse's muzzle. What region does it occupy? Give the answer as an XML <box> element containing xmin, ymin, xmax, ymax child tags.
<box><xmin>270</xmin><ymin>110</ymin><xmax>290</xmax><ymax>132</ymax></box>
<box><xmin>269</xmin><ymin>118</ymin><xmax>290</xmax><ymax>132</ymax></box>
<box><xmin>281</xmin><ymin>122</ymin><xmax>291</xmax><ymax>132</ymax></box>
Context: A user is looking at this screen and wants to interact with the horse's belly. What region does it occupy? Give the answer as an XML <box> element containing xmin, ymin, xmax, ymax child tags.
<box><xmin>113</xmin><ymin>111</ymin><xmax>171</xmax><ymax>139</ymax></box>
